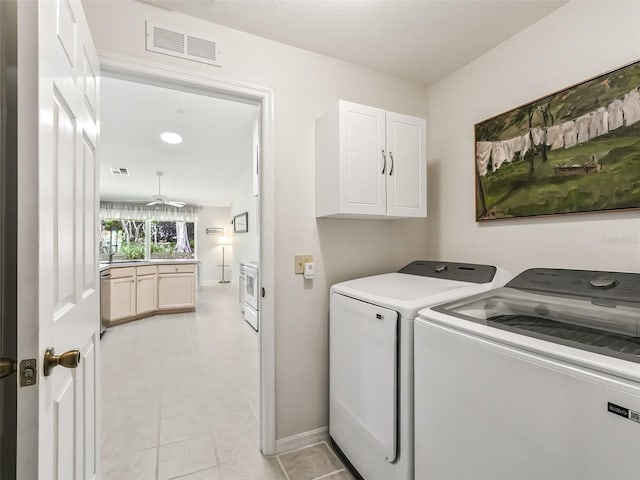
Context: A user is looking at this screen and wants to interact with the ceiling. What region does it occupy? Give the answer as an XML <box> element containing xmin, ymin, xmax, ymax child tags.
<box><xmin>142</xmin><ymin>0</ymin><xmax>567</xmax><ymax>86</ymax></box>
<box><xmin>100</xmin><ymin>76</ymin><xmax>259</xmax><ymax>206</ymax></box>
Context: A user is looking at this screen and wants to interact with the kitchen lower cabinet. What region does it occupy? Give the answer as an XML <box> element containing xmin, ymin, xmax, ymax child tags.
<box><xmin>158</xmin><ymin>273</ymin><xmax>195</xmax><ymax>310</ymax></box>
<box><xmin>101</xmin><ymin>262</ymin><xmax>196</xmax><ymax>328</ymax></box>
<box><xmin>135</xmin><ymin>265</ymin><xmax>157</xmax><ymax>315</ymax></box>
<box><xmin>102</xmin><ymin>268</ymin><xmax>136</xmax><ymax>323</ymax></box>
<box><xmin>158</xmin><ymin>264</ymin><xmax>196</xmax><ymax>310</ymax></box>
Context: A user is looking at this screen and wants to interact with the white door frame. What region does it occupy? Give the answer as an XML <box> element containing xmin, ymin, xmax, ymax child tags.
<box><xmin>97</xmin><ymin>51</ymin><xmax>277</xmax><ymax>455</ymax></box>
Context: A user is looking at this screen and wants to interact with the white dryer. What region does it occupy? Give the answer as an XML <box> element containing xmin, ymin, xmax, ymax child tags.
<box><xmin>329</xmin><ymin>260</ymin><xmax>511</xmax><ymax>480</ymax></box>
<box><xmin>415</xmin><ymin>268</ymin><xmax>640</xmax><ymax>480</ymax></box>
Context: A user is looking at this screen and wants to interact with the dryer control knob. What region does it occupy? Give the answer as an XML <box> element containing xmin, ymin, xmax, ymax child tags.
<box><xmin>588</xmin><ymin>275</ymin><xmax>617</xmax><ymax>289</ymax></box>
<box><xmin>435</xmin><ymin>265</ymin><xmax>447</xmax><ymax>273</ymax></box>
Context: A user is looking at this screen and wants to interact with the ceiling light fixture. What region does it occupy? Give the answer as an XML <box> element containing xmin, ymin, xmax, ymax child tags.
<box><xmin>160</xmin><ymin>132</ymin><xmax>183</xmax><ymax>144</ymax></box>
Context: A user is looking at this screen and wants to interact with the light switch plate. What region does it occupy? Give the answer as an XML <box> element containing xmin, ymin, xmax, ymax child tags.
<box><xmin>294</xmin><ymin>255</ymin><xmax>313</xmax><ymax>274</ymax></box>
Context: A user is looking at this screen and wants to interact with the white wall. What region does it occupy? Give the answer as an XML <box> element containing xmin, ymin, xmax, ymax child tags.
<box><xmin>83</xmin><ymin>0</ymin><xmax>430</xmax><ymax>440</ymax></box>
<box><xmin>231</xmin><ymin>115</ymin><xmax>260</xmax><ymax>277</ymax></box>
<box><xmin>197</xmin><ymin>206</ymin><xmax>232</xmax><ymax>284</ymax></box>
<box><xmin>427</xmin><ymin>1</ymin><xmax>640</xmax><ymax>276</ymax></box>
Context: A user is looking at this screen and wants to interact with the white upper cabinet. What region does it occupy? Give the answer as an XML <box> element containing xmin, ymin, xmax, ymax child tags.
<box><xmin>316</xmin><ymin>100</ymin><xmax>427</xmax><ymax>219</ymax></box>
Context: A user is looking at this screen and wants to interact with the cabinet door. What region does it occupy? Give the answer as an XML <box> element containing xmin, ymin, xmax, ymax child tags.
<box><xmin>385</xmin><ymin>112</ymin><xmax>427</xmax><ymax>217</ymax></box>
<box><xmin>339</xmin><ymin>102</ymin><xmax>387</xmax><ymax>216</ymax></box>
<box><xmin>136</xmin><ymin>274</ymin><xmax>157</xmax><ymax>314</ymax></box>
<box><xmin>158</xmin><ymin>273</ymin><xmax>195</xmax><ymax>310</ymax></box>
<box><xmin>109</xmin><ymin>277</ymin><xmax>136</xmax><ymax>321</ymax></box>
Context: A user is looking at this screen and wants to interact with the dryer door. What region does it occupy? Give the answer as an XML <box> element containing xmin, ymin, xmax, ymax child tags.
<box><xmin>330</xmin><ymin>293</ymin><xmax>399</xmax><ymax>464</ymax></box>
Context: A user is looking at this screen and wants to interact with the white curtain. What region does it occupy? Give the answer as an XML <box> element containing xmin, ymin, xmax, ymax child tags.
<box><xmin>100</xmin><ymin>202</ymin><xmax>201</xmax><ymax>222</ymax></box>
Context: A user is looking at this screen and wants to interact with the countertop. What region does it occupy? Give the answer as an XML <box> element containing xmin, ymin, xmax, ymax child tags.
<box><xmin>100</xmin><ymin>259</ymin><xmax>200</xmax><ymax>272</ymax></box>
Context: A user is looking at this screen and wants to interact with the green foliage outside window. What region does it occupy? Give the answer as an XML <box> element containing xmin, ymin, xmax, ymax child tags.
<box><xmin>120</xmin><ymin>242</ymin><xmax>145</xmax><ymax>259</ymax></box>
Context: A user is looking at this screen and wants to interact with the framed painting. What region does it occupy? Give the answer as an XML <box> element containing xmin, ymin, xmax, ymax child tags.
<box><xmin>233</xmin><ymin>212</ymin><xmax>248</xmax><ymax>233</ymax></box>
<box><xmin>475</xmin><ymin>59</ymin><xmax>640</xmax><ymax>221</ymax></box>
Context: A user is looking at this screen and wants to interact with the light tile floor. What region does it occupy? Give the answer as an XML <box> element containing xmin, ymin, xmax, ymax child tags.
<box><xmin>101</xmin><ymin>284</ymin><xmax>352</xmax><ymax>480</ymax></box>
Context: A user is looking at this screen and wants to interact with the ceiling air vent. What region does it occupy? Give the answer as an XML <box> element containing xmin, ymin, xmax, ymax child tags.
<box><xmin>110</xmin><ymin>167</ymin><xmax>129</xmax><ymax>175</ymax></box>
<box><xmin>146</xmin><ymin>21</ymin><xmax>221</xmax><ymax>67</ymax></box>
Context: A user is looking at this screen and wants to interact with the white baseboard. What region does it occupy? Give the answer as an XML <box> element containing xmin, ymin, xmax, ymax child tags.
<box><xmin>275</xmin><ymin>426</ymin><xmax>328</xmax><ymax>454</ymax></box>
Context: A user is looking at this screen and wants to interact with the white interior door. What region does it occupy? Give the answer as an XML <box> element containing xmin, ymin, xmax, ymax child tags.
<box><xmin>17</xmin><ymin>0</ymin><xmax>101</xmax><ymax>478</ymax></box>
<box><xmin>385</xmin><ymin>111</ymin><xmax>427</xmax><ymax>217</ymax></box>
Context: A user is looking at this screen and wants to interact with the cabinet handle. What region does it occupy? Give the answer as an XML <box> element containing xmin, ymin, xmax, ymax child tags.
<box><xmin>381</xmin><ymin>149</ymin><xmax>387</xmax><ymax>174</ymax></box>
<box><xmin>389</xmin><ymin>151</ymin><xmax>394</xmax><ymax>175</ymax></box>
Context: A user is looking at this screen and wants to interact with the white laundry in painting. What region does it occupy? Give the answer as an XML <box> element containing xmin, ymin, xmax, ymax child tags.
<box><xmin>476</xmin><ymin>141</ymin><xmax>492</xmax><ymax>176</ymax></box>
<box><xmin>478</xmin><ymin>86</ymin><xmax>640</xmax><ymax>174</ymax></box>
<box><xmin>589</xmin><ymin>107</ymin><xmax>609</xmax><ymax>139</ymax></box>
<box><xmin>491</xmin><ymin>141</ymin><xmax>508</xmax><ymax>171</ymax></box>
<box><xmin>608</xmin><ymin>99</ymin><xmax>624</xmax><ymax>131</ymax></box>
<box><xmin>520</xmin><ymin>133</ymin><xmax>531</xmax><ymax>157</ymax></box>
<box><xmin>575</xmin><ymin>113</ymin><xmax>592</xmax><ymax>144</ymax></box>
<box><xmin>530</xmin><ymin>127</ymin><xmax>545</xmax><ymax>146</ymax></box>
<box><xmin>622</xmin><ymin>89</ymin><xmax>640</xmax><ymax>126</ymax></box>
<box><xmin>561</xmin><ymin>120</ymin><xmax>578</xmax><ymax>148</ymax></box>
<box><xmin>545</xmin><ymin>125</ymin><xmax>564</xmax><ymax>150</ymax></box>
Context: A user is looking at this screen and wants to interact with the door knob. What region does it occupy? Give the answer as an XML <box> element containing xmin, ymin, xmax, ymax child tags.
<box><xmin>43</xmin><ymin>347</ymin><xmax>80</xmax><ymax>376</ymax></box>
<box><xmin>0</xmin><ymin>358</ymin><xmax>16</xmax><ymax>379</ymax></box>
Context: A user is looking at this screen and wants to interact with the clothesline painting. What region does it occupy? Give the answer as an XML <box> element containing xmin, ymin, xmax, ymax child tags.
<box><xmin>475</xmin><ymin>59</ymin><xmax>640</xmax><ymax>221</ymax></box>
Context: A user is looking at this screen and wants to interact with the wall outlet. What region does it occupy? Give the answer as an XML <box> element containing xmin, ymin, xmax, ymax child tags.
<box><xmin>294</xmin><ymin>255</ymin><xmax>313</xmax><ymax>274</ymax></box>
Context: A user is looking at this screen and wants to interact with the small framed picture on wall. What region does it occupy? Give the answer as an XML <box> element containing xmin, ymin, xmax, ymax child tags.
<box><xmin>233</xmin><ymin>212</ymin><xmax>248</xmax><ymax>233</ymax></box>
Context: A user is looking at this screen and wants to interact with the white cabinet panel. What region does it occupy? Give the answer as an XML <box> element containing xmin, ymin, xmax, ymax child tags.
<box><xmin>107</xmin><ymin>276</ymin><xmax>135</xmax><ymax>321</ymax></box>
<box><xmin>136</xmin><ymin>274</ymin><xmax>157</xmax><ymax>314</ymax></box>
<box><xmin>158</xmin><ymin>273</ymin><xmax>195</xmax><ymax>310</ymax></box>
<box><xmin>316</xmin><ymin>100</ymin><xmax>426</xmax><ymax>219</ymax></box>
<box><xmin>342</xmin><ymin>104</ymin><xmax>386</xmax><ymax>215</ymax></box>
<box><xmin>386</xmin><ymin>112</ymin><xmax>427</xmax><ymax>217</ymax></box>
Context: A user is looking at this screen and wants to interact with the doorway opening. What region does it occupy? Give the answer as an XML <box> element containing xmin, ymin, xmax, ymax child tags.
<box><xmin>97</xmin><ymin>55</ymin><xmax>275</xmax><ymax>476</ymax></box>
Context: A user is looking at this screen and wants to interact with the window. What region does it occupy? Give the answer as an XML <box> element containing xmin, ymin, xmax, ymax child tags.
<box><xmin>100</xmin><ymin>219</ymin><xmax>146</xmax><ymax>261</ymax></box>
<box><xmin>150</xmin><ymin>221</ymin><xmax>196</xmax><ymax>259</ymax></box>
<box><xmin>100</xmin><ymin>219</ymin><xmax>195</xmax><ymax>262</ymax></box>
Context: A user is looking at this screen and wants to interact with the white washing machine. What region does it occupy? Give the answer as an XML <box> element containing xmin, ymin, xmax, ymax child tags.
<box><xmin>415</xmin><ymin>268</ymin><xmax>640</xmax><ymax>480</ymax></box>
<box><xmin>329</xmin><ymin>260</ymin><xmax>511</xmax><ymax>480</ymax></box>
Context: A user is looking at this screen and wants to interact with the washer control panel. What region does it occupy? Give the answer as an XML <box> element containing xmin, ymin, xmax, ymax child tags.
<box><xmin>398</xmin><ymin>260</ymin><xmax>497</xmax><ymax>284</ymax></box>
<box><xmin>507</xmin><ymin>268</ymin><xmax>640</xmax><ymax>304</ymax></box>
<box><xmin>588</xmin><ymin>275</ymin><xmax>618</xmax><ymax>289</ymax></box>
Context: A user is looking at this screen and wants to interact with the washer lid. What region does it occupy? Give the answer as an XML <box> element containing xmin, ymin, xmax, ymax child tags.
<box><xmin>331</xmin><ymin>272</ymin><xmax>502</xmax><ymax>318</ymax></box>
<box><xmin>429</xmin><ymin>284</ymin><xmax>640</xmax><ymax>364</ymax></box>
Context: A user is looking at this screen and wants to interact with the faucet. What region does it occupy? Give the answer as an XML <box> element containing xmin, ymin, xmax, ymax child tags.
<box><xmin>108</xmin><ymin>229</ymin><xmax>115</xmax><ymax>263</ymax></box>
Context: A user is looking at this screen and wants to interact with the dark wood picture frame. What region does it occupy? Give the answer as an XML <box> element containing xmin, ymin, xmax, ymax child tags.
<box><xmin>233</xmin><ymin>212</ymin><xmax>248</xmax><ymax>233</ymax></box>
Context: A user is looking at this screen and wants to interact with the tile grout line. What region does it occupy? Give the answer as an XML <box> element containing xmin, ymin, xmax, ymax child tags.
<box><xmin>208</xmin><ymin>415</ymin><xmax>222</xmax><ymax>469</ymax></box>
<box><xmin>275</xmin><ymin>454</ymin><xmax>292</xmax><ymax>480</ymax></box>
<box><xmin>238</xmin><ymin>380</ymin><xmax>260</xmax><ymax>423</ymax></box>
<box><xmin>168</xmin><ymin>464</ymin><xmax>220</xmax><ymax>480</ymax></box>
<box><xmin>155</xmin><ymin>396</ymin><xmax>162</xmax><ymax>480</ymax></box>
<box><xmin>312</xmin><ymin>469</ymin><xmax>346</xmax><ymax>480</ymax></box>
<box><xmin>276</xmin><ymin>440</ymin><xmax>328</xmax><ymax>458</ymax></box>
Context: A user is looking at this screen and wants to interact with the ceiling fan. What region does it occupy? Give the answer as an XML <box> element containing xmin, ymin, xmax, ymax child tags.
<box><xmin>147</xmin><ymin>171</ymin><xmax>186</xmax><ymax>208</ymax></box>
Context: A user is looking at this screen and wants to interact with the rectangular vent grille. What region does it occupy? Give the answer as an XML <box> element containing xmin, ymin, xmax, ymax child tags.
<box><xmin>146</xmin><ymin>21</ymin><xmax>221</xmax><ymax>67</ymax></box>
<box><xmin>187</xmin><ymin>35</ymin><xmax>217</xmax><ymax>62</ymax></box>
<box><xmin>110</xmin><ymin>167</ymin><xmax>129</xmax><ymax>175</ymax></box>
<box><xmin>154</xmin><ymin>26</ymin><xmax>184</xmax><ymax>53</ymax></box>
